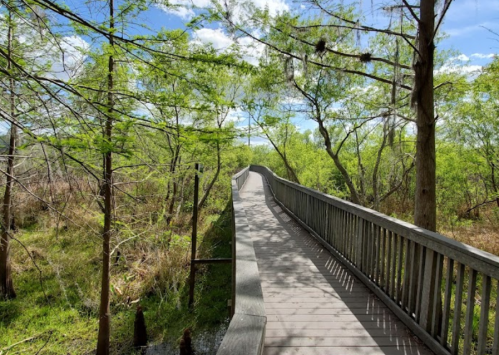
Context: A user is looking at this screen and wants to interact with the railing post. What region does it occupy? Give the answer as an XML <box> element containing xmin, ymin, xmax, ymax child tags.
<box><xmin>231</xmin><ymin>196</ymin><xmax>236</xmax><ymax>318</ymax></box>
<box><xmin>419</xmin><ymin>249</ymin><xmax>438</xmax><ymax>331</ymax></box>
<box><xmin>357</xmin><ymin>218</ymin><xmax>364</xmax><ymax>270</ymax></box>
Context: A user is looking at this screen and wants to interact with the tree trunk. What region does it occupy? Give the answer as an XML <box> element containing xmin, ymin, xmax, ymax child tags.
<box><xmin>413</xmin><ymin>0</ymin><xmax>436</xmax><ymax>232</ymax></box>
<box><xmin>316</xmin><ymin>116</ymin><xmax>361</xmax><ymax>205</ymax></box>
<box><xmin>1</xmin><ymin>7</ymin><xmax>17</xmax><ymax>300</ymax></box>
<box><xmin>372</xmin><ymin>130</ymin><xmax>388</xmax><ymax>210</ymax></box>
<box><xmin>260</xmin><ymin>125</ymin><xmax>300</xmax><ymax>184</ymax></box>
<box><xmin>96</xmin><ymin>1</ymin><xmax>114</xmax><ymax>353</ymax></box>
<box><xmin>198</xmin><ymin>141</ymin><xmax>221</xmax><ymax>211</ymax></box>
<box><xmin>167</xmin><ymin>145</ymin><xmax>181</xmax><ymax>222</ymax></box>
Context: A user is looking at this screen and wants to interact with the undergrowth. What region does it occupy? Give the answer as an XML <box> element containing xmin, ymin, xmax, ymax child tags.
<box><xmin>0</xmin><ymin>199</ymin><xmax>233</xmax><ymax>354</ymax></box>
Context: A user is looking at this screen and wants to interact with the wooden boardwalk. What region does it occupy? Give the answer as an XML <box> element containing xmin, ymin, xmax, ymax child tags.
<box><xmin>240</xmin><ymin>172</ymin><xmax>434</xmax><ymax>355</ymax></box>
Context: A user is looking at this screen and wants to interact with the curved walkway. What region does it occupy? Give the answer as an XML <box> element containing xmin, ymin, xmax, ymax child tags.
<box><xmin>240</xmin><ymin>172</ymin><xmax>433</xmax><ymax>355</ymax></box>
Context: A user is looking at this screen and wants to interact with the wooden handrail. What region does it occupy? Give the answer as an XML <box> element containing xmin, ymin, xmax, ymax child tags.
<box><xmin>216</xmin><ymin>167</ymin><xmax>266</xmax><ymax>355</ymax></box>
<box><xmin>251</xmin><ymin>165</ymin><xmax>499</xmax><ymax>355</ymax></box>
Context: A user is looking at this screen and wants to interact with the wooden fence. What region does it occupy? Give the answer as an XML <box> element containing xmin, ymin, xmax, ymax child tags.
<box><xmin>216</xmin><ymin>167</ymin><xmax>266</xmax><ymax>355</ymax></box>
<box><xmin>251</xmin><ymin>165</ymin><xmax>499</xmax><ymax>355</ymax></box>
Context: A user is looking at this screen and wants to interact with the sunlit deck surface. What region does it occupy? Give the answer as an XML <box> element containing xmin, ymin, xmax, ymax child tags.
<box><xmin>239</xmin><ymin>172</ymin><xmax>434</xmax><ymax>355</ymax></box>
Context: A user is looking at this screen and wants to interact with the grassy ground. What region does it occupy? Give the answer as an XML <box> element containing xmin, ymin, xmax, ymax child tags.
<box><xmin>0</xmin><ymin>203</ymin><xmax>233</xmax><ymax>354</ymax></box>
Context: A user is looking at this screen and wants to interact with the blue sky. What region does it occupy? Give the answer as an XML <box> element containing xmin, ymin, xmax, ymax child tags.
<box><xmin>140</xmin><ymin>0</ymin><xmax>498</xmax><ymax>63</ymax></box>
<box><xmin>134</xmin><ymin>0</ymin><xmax>498</xmax><ymax>144</ymax></box>
<box><xmin>4</xmin><ymin>0</ymin><xmax>496</xmax><ymax>136</ymax></box>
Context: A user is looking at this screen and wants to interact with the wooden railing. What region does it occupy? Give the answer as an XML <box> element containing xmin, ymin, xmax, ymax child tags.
<box><xmin>251</xmin><ymin>165</ymin><xmax>499</xmax><ymax>355</ymax></box>
<box><xmin>216</xmin><ymin>167</ymin><xmax>266</xmax><ymax>355</ymax></box>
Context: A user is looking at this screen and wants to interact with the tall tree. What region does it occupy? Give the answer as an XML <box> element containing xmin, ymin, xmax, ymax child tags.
<box><xmin>96</xmin><ymin>0</ymin><xmax>116</xmax><ymax>352</ymax></box>
<box><xmin>218</xmin><ymin>0</ymin><xmax>453</xmax><ymax>231</ymax></box>
<box><xmin>0</xmin><ymin>2</ymin><xmax>17</xmax><ymax>299</ymax></box>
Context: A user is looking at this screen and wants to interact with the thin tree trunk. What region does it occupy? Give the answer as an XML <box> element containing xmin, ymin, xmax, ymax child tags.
<box><xmin>372</xmin><ymin>130</ymin><xmax>388</xmax><ymax>210</ymax></box>
<box><xmin>198</xmin><ymin>141</ymin><xmax>221</xmax><ymax>211</ymax></box>
<box><xmin>354</xmin><ymin>131</ymin><xmax>366</xmax><ymax>200</ymax></box>
<box><xmin>96</xmin><ymin>1</ymin><xmax>114</xmax><ymax>353</ymax></box>
<box><xmin>316</xmin><ymin>115</ymin><xmax>361</xmax><ymax>205</ymax></box>
<box><xmin>259</xmin><ymin>123</ymin><xmax>300</xmax><ymax>184</ymax></box>
<box><xmin>413</xmin><ymin>0</ymin><xmax>436</xmax><ymax>232</ymax></box>
<box><xmin>1</xmin><ymin>7</ymin><xmax>17</xmax><ymax>299</ymax></box>
<box><xmin>167</xmin><ymin>145</ymin><xmax>181</xmax><ymax>222</ymax></box>
<box><xmin>488</xmin><ymin>163</ymin><xmax>499</xmax><ymax>207</ymax></box>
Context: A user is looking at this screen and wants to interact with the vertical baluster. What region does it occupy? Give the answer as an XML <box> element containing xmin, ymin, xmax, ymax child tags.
<box><xmin>370</xmin><ymin>223</ymin><xmax>376</xmax><ymax>280</ymax></box>
<box><xmin>386</xmin><ymin>230</ymin><xmax>392</xmax><ymax>296</ymax></box>
<box><xmin>331</xmin><ymin>204</ymin><xmax>336</xmax><ymax>246</ymax></box>
<box><xmin>492</xmin><ymin>280</ymin><xmax>499</xmax><ymax>355</ymax></box>
<box><xmin>351</xmin><ymin>214</ymin><xmax>356</xmax><ymax>261</ymax></box>
<box><xmin>320</xmin><ymin>199</ymin><xmax>323</xmax><ymax>237</ymax></box>
<box><xmin>402</xmin><ymin>239</ymin><xmax>411</xmax><ymax>311</ymax></box>
<box><xmin>311</xmin><ymin>196</ymin><xmax>315</xmax><ymax>231</ymax></box>
<box><xmin>331</xmin><ymin>207</ymin><xmax>340</xmax><ymax>245</ymax></box>
<box><xmin>477</xmin><ymin>275</ymin><xmax>491</xmax><ymax>355</ymax></box>
<box><xmin>347</xmin><ymin>212</ymin><xmax>352</xmax><ymax>256</ymax></box>
<box><xmin>349</xmin><ymin>213</ymin><xmax>354</xmax><ymax>260</ymax></box>
<box><xmin>365</xmin><ymin>222</ymin><xmax>372</xmax><ymax>277</ymax></box>
<box><xmin>348</xmin><ymin>215</ymin><xmax>357</xmax><ymax>265</ymax></box>
<box><xmin>440</xmin><ymin>258</ymin><xmax>454</xmax><ymax>348</ymax></box>
<box><xmin>338</xmin><ymin>208</ymin><xmax>343</xmax><ymax>252</ymax></box>
<box><xmin>451</xmin><ymin>263</ymin><xmax>465</xmax><ymax>355</ymax></box>
<box><xmin>380</xmin><ymin>228</ymin><xmax>386</xmax><ymax>290</ymax></box>
<box><xmin>351</xmin><ymin>214</ymin><xmax>357</xmax><ymax>261</ymax></box>
<box><xmin>408</xmin><ymin>243</ymin><xmax>421</xmax><ymax>316</ymax></box>
<box><xmin>343</xmin><ymin>212</ymin><xmax>348</xmax><ymax>257</ymax></box>
<box><xmin>374</xmin><ymin>225</ymin><xmax>381</xmax><ymax>284</ymax></box>
<box><xmin>391</xmin><ymin>232</ymin><xmax>397</xmax><ymax>299</ymax></box>
<box><xmin>371</xmin><ymin>223</ymin><xmax>377</xmax><ymax>279</ymax></box>
<box><xmin>337</xmin><ymin>209</ymin><xmax>343</xmax><ymax>250</ymax></box>
<box><xmin>357</xmin><ymin>218</ymin><xmax>364</xmax><ymax>271</ymax></box>
<box><xmin>430</xmin><ymin>253</ymin><xmax>444</xmax><ymax>336</ymax></box>
<box><xmin>462</xmin><ymin>269</ymin><xmax>477</xmax><ymax>355</ymax></box>
<box><xmin>415</xmin><ymin>246</ymin><xmax>426</xmax><ymax>322</ymax></box>
<box><xmin>334</xmin><ymin>206</ymin><xmax>339</xmax><ymax>247</ymax></box>
<box><xmin>396</xmin><ymin>235</ymin><xmax>403</xmax><ymax>303</ymax></box>
<box><xmin>322</xmin><ymin>201</ymin><xmax>327</xmax><ymax>240</ymax></box>
<box><xmin>343</xmin><ymin>211</ymin><xmax>348</xmax><ymax>253</ymax></box>
<box><xmin>338</xmin><ymin>212</ymin><xmax>350</xmax><ymax>255</ymax></box>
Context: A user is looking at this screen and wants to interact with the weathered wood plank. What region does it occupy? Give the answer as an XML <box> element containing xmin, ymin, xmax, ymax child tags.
<box><xmin>217</xmin><ymin>168</ymin><xmax>265</xmax><ymax>355</ymax></box>
<box><xmin>265</xmin><ymin>328</ymin><xmax>410</xmax><ymax>338</ymax></box>
<box><xmin>265</xmin><ymin>336</ymin><xmax>426</xmax><ymax>347</ymax></box>
<box><xmin>237</xmin><ymin>169</ymin><xmax>436</xmax><ymax>355</ymax></box>
<box><xmin>264</xmin><ymin>302</ymin><xmax>383</xmax><ymax>309</ymax></box>
<box><xmin>462</xmin><ymin>269</ymin><xmax>477</xmax><ymax>355</ymax></box>
<box><xmin>263</xmin><ymin>346</ymin><xmax>433</xmax><ymax>355</ymax></box>
<box><xmin>263</xmin><ymin>296</ymin><xmax>378</xmax><ymax>303</ymax></box>
<box><xmin>440</xmin><ymin>258</ymin><xmax>454</xmax><ymax>348</ymax></box>
<box><xmin>253</xmin><ymin>165</ymin><xmax>499</xmax><ymax>280</ymax></box>
<box><xmin>266</xmin><ymin>314</ymin><xmax>402</xmax><ymax>323</ymax></box>
<box><xmin>216</xmin><ymin>314</ymin><xmax>266</xmax><ymax>355</ymax></box>
<box><xmin>451</xmin><ymin>263</ymin><xmax>465</xmax><ymax>355</ymax></box>
<box><xmin>477</xmin><ymin>275</ymin><xmax>491</xmax><ymax>355</ymax></box>
<box><xmin>265</xmin><ymin>320</ymin><xmax>401</xmax><ymax>330</ymax></box>
<box><xmin>264</xmin><ymin>308</ymin><xmax>392</xmax><ymax>316</ymax></box>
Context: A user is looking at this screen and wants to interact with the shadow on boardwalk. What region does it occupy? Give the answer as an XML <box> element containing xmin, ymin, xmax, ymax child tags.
<box><xmin>241</xmin><ymin>172</ymin><xmax>433</xmax><ymax>355</ymax></box>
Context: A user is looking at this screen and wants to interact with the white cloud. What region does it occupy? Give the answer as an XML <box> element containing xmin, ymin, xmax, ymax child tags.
<box><xmin>450</xmin><ymin>54</ymin><xmax>470</xmax><ymax>62</ymax></box>
<box><xmin>435</xmin><ymin>63</ymin><xmax>482</xmax><ymax>76</ymax></box>
<box><xmin>471</xmin><ymin>53</ymin><xmax>496</xmax><ymax>59</ymax></box>
<box><xmin>156</xmin><ymin>0</ymin><xmax>212</xmax><ymax>19</ymax></box>
<box><xmin>192</xmin><ymin>28</ymin><xmax>264</xmax><ymax>65</ymax></box>
<box><xmin>226</xmin><ymin>108</ymin><xmax>245</xmax><ymax>124</ymax></box>
<box><xmin>193</xmin><ymin>28</ymin><xmax>234</xmax><ymax>51</ymax></box>
<box><xmin>47</xmin><ymin>36</ymin><xmax>90</xmax><ymax>80</ymax></box>
<box><xmin>158</xmin><ymin>0</ymin><xmax>288</xmax><ymax>22</ymax></box>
